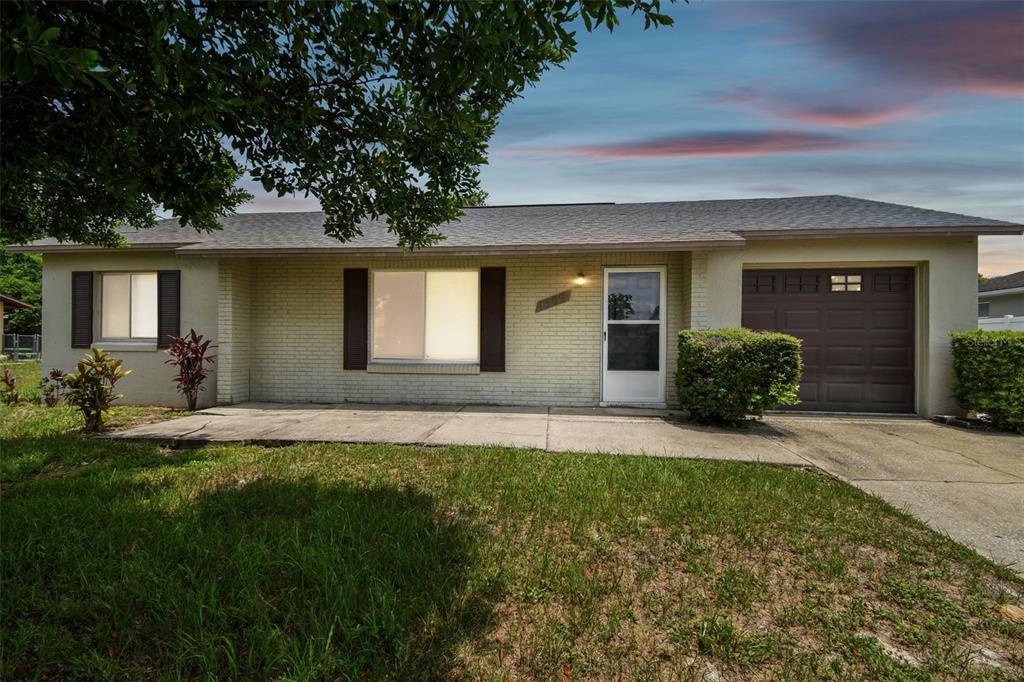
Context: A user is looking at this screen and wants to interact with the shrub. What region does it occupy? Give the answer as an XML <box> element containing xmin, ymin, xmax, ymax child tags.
<box><xmin>1</xmin><ymin>367</ymin><xmax>18</xmax><ymax>405</ymax></box>
<box><xmin>950</xmin><ymin>330</ymin><xmax>1024</xmax><ymax>433</ymax></box>
<box><xmin>39</xmin><ymin>368</ymin><xmax>68</xmax><ymax>407</ymax></box>
<box><xmin>163</xmin><ymin>329</ymin><xmax>216</xmax><ymax>411</ymax></box>
<box><xmin>676</xmin><ymin>328</ymin><xmax>803</xmax><ymax>424</ymax></box>
<box><xmin>64</xmin><ymin>348</ymin><xmax>132</xmax><ymax>432</ymax></box>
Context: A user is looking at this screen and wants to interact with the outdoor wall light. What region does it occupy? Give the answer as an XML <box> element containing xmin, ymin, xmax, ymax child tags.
<box><xmin>574</xmin><ymin>273</ymin><xmax>586</xmax><ymax>287</ymax></box>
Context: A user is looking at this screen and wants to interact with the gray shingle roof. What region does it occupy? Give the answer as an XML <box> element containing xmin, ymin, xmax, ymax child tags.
<box><xmin>979</xmin><ymin>270</ymin><xmax>1024</xmax><ymax>293</ymax></box>
<box><xmin>18</xmin><ymin>195</ymin><xmax>1021</xmax><ymax>255</ymax></box>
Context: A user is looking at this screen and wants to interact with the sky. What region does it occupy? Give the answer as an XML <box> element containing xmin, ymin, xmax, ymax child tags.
<box><xmin>239</xmin><ymin>0</ymin><xmax>1024</xmax><ymax>277</ymax></box>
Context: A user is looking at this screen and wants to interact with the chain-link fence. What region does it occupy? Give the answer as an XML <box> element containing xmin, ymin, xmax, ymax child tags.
<box><xmin>1</xmin><ymin>333</ymin><xmax>42</xmax><ymax>360</ymax></box>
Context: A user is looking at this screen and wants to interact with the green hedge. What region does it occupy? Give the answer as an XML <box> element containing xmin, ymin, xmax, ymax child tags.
<box><xmin>950</xmin><ymin>330</ymin><xmax>1024</xmax><ymax>433</ymax></box>
<box><xmin>676</xmin><ymin>328</ymin><xmax>803</xmax><ymax>424</ymax></box>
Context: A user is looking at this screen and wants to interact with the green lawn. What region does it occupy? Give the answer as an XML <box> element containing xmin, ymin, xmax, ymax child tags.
<box><xmin>2</xmin><ymin>358</ymin><xmax>43</xmax><ymax>402</ymax></box>
<box><xmin>2</xmin><ymin>365</ymin><xmax>1022</xmax><ymax>680</ymax></box>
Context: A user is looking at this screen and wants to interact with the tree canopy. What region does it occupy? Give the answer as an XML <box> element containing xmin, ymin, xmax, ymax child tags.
<box><xmin>0</xmin><ymin>250</ymin><xmax>41</xmax><ymax>334</ymax></box>
<box><xmin>1</xmin><ymin>1</ymin><xmax>673</xmax><ymax>249</ymax></box>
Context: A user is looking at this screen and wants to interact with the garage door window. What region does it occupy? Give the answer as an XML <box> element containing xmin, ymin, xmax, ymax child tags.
<box><xmin>785</xmin><ymin>274</ymin><xmax>819</xmax><ymax>293</ymax></box>
<box><xmin>830</xmin><ymin>274</ymin><xmax>862</xmax><ymax>292</ymax></box>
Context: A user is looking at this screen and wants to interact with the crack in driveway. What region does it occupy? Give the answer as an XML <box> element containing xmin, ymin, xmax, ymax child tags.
<box><xmin>879</xmin><ymin>427</ymin><xmax>1024</xmax><ymax>482</ymax></box>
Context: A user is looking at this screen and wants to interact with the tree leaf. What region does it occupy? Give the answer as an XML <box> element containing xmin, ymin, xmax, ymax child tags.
<box><xmin>14</xmin><ymin>51</ymin><xmax>35</xmax><ymax>83</ymax></box>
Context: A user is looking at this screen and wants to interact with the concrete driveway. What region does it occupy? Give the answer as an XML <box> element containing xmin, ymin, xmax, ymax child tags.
<box><xmin>110</xmin><ymin>403</ymin><xmax>1024</xmax><ymax>571</ymax></box>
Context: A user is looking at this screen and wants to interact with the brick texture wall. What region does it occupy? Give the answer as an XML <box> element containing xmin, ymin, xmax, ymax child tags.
<box><xmin>217</xmin><ymin>258</ymin><xmax>251</xmax><ymax>403</ymax></box>
<box><xmin>228</xmin><ymin>252</ymin><xmax>687</xmax><ymax>407</ymax></box>
<box><xmin>687</xmin><ymin>251</ymin><xmax>711</xmax><ymax>330</ymax></box>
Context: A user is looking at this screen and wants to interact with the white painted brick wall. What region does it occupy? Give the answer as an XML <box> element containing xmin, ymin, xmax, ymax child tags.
<box><xmin>230</xmin><ymin>252</ymin><xmax>687</xmax><ymax>407</ymax></box>
<box><xmin>217</xmin><ymin>259</ymin><xmax>251</xmax><ymax>403</ymax></box>
<box><xmin>688</xmin><ymin>252</ymin><xmax>710</xmax><ymax>330</ymax></box>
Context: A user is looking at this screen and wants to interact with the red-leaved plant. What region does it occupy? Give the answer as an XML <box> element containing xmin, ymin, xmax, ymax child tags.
<box><xmin>164</xmin><ymin>329</ymin><xmax>216</xmax><ymax>411</ymax></box>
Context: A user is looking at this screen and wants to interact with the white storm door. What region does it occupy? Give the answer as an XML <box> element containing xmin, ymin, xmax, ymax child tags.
<box><xmin>601</xmin><ymin>267</ymin><xmax>667</xmax><ymax>404</ymax></box>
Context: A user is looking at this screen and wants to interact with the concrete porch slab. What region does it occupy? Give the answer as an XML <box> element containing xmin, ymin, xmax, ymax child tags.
<box><xmin>425</xmin><ymin>411</ymin><xmax>549</xmax><ymax>448</ymax></box>
<box><xmin>546</xmin><ymin>417</ymin><xmax>801</xmax><ymax>465</ymax></box>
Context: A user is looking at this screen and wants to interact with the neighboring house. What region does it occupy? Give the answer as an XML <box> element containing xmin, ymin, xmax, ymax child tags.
<box><xmin>10</xmin><ymin>195</ymin><xmax>1023</xmax><ymax>415</ymax></box>
<box><xmin>0</xmin><ymin>292</ymin><xmax>35</xmax><ymax>339</ymax></box>
<box><xmin>978</xmin><ymin>269</ymin><xmax>1024</xmax><ymax>325</ymax></box>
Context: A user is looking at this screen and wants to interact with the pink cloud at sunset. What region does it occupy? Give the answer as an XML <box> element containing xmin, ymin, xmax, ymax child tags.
<box><xmin>794</xmin><ymin>2</ymin><xmax>1024</xmax><ymax>98</ymax></box>
<box><xmin>708</xmin><ymin>87</ymin><xmax>925</xmax><ymax>129</ymax></box>
<box><xmin>503</xmin><ymin>131</ymin><xmax>878</xmax><ymax>159</ymax></box>
<box><xmin>769</xmin><ymin>103</ymin><xmax>922</xmax><ymax>129</ymax></box>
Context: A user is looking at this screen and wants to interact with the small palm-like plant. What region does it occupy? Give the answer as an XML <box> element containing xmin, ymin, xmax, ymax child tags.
<box><xmin>164</xmin><ymin>329</ymin><xmax>216</xmax><ymax>411</ymax></box>
<box><xmin>64</xmin><ymin>348</ymin><xmax>132</xmax><ymax>432</ymax></box>
<box><xmin>1</xmin><ymin>367</ymin><xmax>18</xmax><ymax>405</ymax></box>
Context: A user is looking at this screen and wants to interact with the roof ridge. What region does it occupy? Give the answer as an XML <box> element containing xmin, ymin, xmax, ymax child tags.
<box><xmin>12</xmin><ymin>194</ymin><xmax>1019</xmax><ymax>254</ymax></box>
<box><xmin>979</xmin><ymin>269</ymin><xmax>1024</xmax><ymax>291</ymax></box>
<box><xmin>206</xmin><ymin>195</ymin><xmax>893</xmax><ymax>218</ymax></box>
<box><xmin>827</xmin><ymin>194</ymin><xmax>1001</xmax><ymax>220</ymax></box>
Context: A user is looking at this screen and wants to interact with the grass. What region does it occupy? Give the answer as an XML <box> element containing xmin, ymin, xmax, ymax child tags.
<box><xmin>2</xmin><ymin>358</ymin><xmax>43</xmax><ymax>402</ymax></box>
<box><xmin>2</xmin><ymin>364</ymin><xmax>1022</xmax><ymax>680</ymax></box>
<box><xmin>0</xmin><ymin>361</ymin><xmax>189</xmax><ymax>481</ymax></box>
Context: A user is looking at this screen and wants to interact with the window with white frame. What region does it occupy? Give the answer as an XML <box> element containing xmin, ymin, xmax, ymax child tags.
<box><xmin>100</xmin><ymin>272</ymin><xmax>158</xmax><ymax>339</ymax></box>
<box><xmin>372</xmin><ymin>270</ymin><xmax>479</xmax><ymax>362</ymax></box>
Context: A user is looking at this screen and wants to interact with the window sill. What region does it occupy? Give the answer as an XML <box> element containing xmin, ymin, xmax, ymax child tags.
<box><xmin>91</xmin><ymin>341</ymin><xmax>159</xmax><ymax>352</ymax></box>
<box><xmin>366</xmin><ymin>362</ymin><xmax>480</xmax><ymax>375</ymax></box>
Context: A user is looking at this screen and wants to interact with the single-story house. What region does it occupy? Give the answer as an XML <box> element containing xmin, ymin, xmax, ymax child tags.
<box><xmin>11</xmin><ymin>195</ymin><xmax>1022</xmax><ymax>415</ymax></box>
<box><xmin>978</xmin><ymin>269</ymin><xmax>1024</xmax><ymax>319</ymax></box>
<box><xmin>0</xmin><ymin>292</ymin><xmax>36</xmax><ymax>339</ymax></box>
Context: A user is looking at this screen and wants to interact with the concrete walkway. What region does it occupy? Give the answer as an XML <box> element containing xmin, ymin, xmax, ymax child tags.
<box><xmin>110</xmin><ymin>402</ymin><xmax>1024</xmax><ymax>571</ymax></box>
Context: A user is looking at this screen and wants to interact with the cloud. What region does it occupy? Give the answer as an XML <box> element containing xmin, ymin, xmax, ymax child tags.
<box><xmin>502</xmin><ymin>131</ymin><xmax>878</xmax><ymax>159</ymax></box>
<box><xmin>785</xmin><ymin>1</ymin><xmax>1024</xmax><ymax>98</ymax></box>
<box><xmin>768</xmin><ymin>102</ymin><xmax>922</xmax><ymax>129</ymax></box>
<box><xmin>707</xmin><ymin>86</ymin><xmax>925</xmax><ymax>129</ymax></box>
<box><xmin>705</xmin><ymin>86</ymin><xmax>761</xmax><ymax>106</ymax></box>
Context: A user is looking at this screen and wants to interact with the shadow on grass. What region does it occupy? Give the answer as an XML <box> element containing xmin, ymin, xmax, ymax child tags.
<box><xmin>0</xmin><ymin>431</ymin><xmax>205</xmax><ymax>483</ymax></box>
<box><xmin>3</xmin><ymin>472</ymin><xmax>494</xmax><ymax>679</ymax></box>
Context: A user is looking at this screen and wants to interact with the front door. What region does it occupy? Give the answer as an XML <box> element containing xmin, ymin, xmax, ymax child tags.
<box><xmin>602</xmin><ymin>267</ymin><xmax>666</xmax><ymax>405</ymax></box>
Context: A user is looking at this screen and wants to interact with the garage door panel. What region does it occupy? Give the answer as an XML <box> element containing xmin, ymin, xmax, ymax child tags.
<box><xmin>826</xmin><ymin>382</ymin><xmax>865</xmax><ymax>404</ymax></box>
<box><xmin>872</xmin><ymin>345</ymin><xmax>912</xmax><ymax>367</ymax></box>
<box><xmin>800</xmin><ymin>345</ymin><xmax>820</xmax><ymax>368</ymax></box>
<box><xmin>797</xmin><ymin>381</ymin><xmax>819</xmax><ymax>402</ymax></box>
<box><xmin>872</xmin><ymin>308</ymin><xmax>912</xmax><ymax>330</ymax></box>
<box><xmin>870</xmin><ymin>382</ymin><xmax>914</xmax><ymax>406</ymax></box>
<box><xmin>741</xmin><ymin>310</ymin><xmax>776</xmax><ymax>330</ymax></box>
<box><xmin>782</xmin><ymin>309</ymin><xmax>821</xmax><ymax>331</ymax></box>
<box><xmin>742</xmin><ymin>267</ymin><xmax>914</xmax><ymax>413</ymax></box>
<box><xmin>826</xmin><ymin>345</ymin><xmax>867</xmax><ymax>368</ymax></box>
<box><xmin>826</xmin><ymin>309</ymin><xmax>867</xmax><ymax>329</ymax></box>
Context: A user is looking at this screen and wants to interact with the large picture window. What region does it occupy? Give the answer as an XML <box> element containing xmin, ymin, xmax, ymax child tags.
<box><xmin>101</xmin><ymin>272</ymin><xmax>158</xmax><ymax>339</ymax></box>
<box><xmin>372</xmin><ymin>270</ymin><xmax>479</xmax><ymax>362</ymax></box>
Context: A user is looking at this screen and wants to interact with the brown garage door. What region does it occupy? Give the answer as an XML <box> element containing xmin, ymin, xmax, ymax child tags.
<box><xmin>741</xmin><ymin>267</ymin><xmax>914</xmax><ymax>413</ymax></box>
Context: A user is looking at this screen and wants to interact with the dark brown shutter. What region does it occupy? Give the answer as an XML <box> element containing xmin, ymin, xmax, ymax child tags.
<box><xmin>479</xmin><ymin>267</ymin><xmax>506</xmax><ymax>372</ymax></box>
<box><xmin>71</xmin><ymin>271</ymin><xmax>93</xmax><ymax>348</ymax></box>
<box><xmin>343</xmin><ymin>268</ymin><xmax>369</xmax><ymax>370</ymax></box>
<box><xmin>157</xmin><ymin>270</ymin><xmax>181</xmax><ymax>348</ymax></box>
